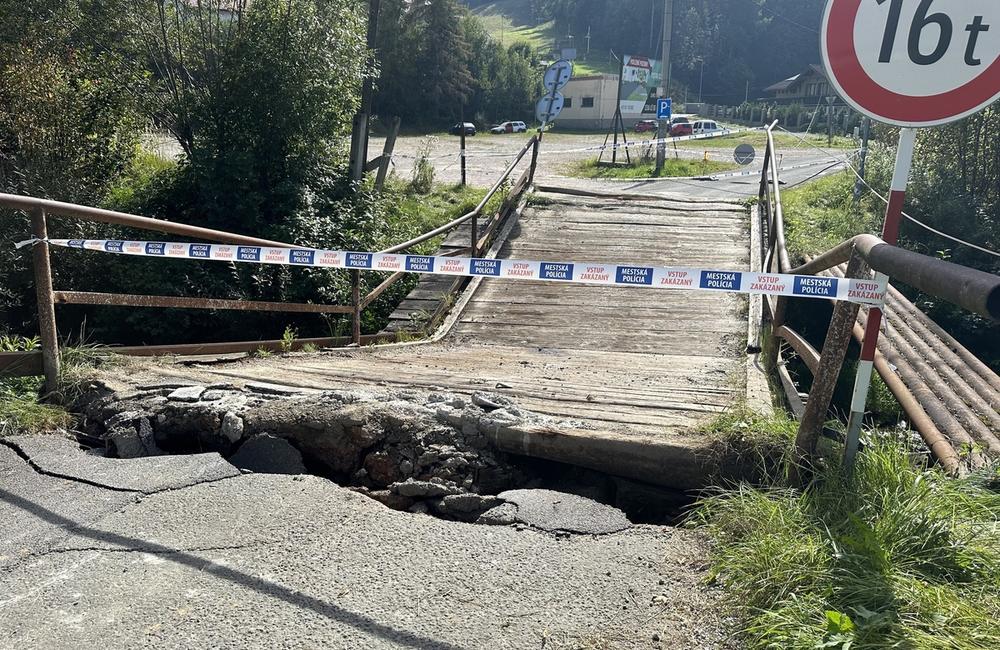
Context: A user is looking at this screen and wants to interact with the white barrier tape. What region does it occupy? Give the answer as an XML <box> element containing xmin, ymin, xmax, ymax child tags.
<box><xmin>601</xmin><ymin>154</ymin><xmax>856</xmax><ymax>184</ymax></box>
<box><xmin>28</xmin><ymin>238</ymin><xmax>888</xmax><ymax>307</ymax></box>
<box><xmin>14</xmin><ymin>238</ymin><xmax>40</xmax><ymax>249</ymax></box>
<box><xmin>389</xmin><ymin>127</ymin><xmax>765</xmax><ymax>164</ymax></box>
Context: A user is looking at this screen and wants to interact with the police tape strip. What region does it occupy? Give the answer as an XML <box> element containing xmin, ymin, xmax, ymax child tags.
<box><xmin>390</xmin><ymin>127</ymin><xmax>766</xmax><ymax>162</ymax></box>
<box><xmin>606</xmin><ymin>154</ymin><xmax>858</xmax><ymax>184</ymax></box>
<box><xmin>26</xmin><ymin>238</ymin><xmax>888</xmax><ymax>307</ymax></box>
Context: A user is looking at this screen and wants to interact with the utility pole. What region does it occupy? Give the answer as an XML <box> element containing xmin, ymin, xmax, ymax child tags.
<box><xmin>853</xmin><ymin>117</ymin><xmax>871</xmax><ymax>204</ymax></box>
<box><xmin>349</xmin><ymin>0</ymin><xmax>381</xmax><ymax>183</ymax></box>
<box><xmin>649</xmin><ymin>1</ymin><xmax>656</xmax><ymax>53</ymax></box>
<box><xmin>586</xmin><ymin>26</ymin><xmax>591</xmax><ymax>58</ymax></box>
<box><xmin>654</xmin><ymin>0</ymin><xmax>673</xmax><ymax>175</ymax></box>
<box><xmin>699</xmin><ymin>59</ymin><xmax>704</xmax><ymax>102</ymax></box>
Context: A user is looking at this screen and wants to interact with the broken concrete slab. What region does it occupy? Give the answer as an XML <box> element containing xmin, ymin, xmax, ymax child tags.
<box><xmin>0</xmin><ymin>471</ymin><xmax>729</xmax><ymax>648</ymax></box>
<box><xmin>3</xmin><ymin>435</ymin><xmax>240</xmax><ymax>494</ymax></box>
<box><xmin>166</xmin><ymin>386</ymin><xmax>206</xmax><ymax>402</ymax></box>
<box><xmin>229</xmin><ymin>434</ymin><xmax>307</xmax><ymax>475</ymax></box>
<box><xmin>245</xmin><ymin>381</ymin><xmax>318</xmax><ymax>397</ymax></box>
<box><xmin>497</xmin><ymin>489</ymin><xmax>632</xmax><ymax>535</ymax></box>
<box><xmin>0</xmin><ymin>445</ymin><xmax>135</xmax><ymax>571</ymax></box>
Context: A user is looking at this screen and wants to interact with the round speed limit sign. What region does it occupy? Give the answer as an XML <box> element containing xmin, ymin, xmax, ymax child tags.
<box><xmin>822</xmin><ymin>0</ymin><xmax>1000</xmax><ymax>127</ymax></box>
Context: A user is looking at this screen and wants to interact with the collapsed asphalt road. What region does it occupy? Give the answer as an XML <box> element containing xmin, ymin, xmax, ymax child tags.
<box><xmin>0</xmin><ymin>436</ymin><xmax>730</xmax><ymax>649</ymax></box>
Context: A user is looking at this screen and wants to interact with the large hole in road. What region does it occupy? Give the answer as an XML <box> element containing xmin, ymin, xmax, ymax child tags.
<box><xmin>73</xmin><ymin>380</ymin><xmax>694</xmax><ymax>527</ymax></box>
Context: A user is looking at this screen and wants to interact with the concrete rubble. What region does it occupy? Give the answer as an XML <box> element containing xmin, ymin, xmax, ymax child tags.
<box><xmin>73</xmin><ymin>380</ymin><xmax>589</xmax><ymax>522</ymax></box>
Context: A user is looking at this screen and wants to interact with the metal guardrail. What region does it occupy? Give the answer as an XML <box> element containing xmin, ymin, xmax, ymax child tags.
<box><xmin>1</xmin><ymin>135</ymin><xmax>541</xmax><ymax>392</ymax></box>
<box><xmin>756</xmin><ymin>123</ymin><xmax>1000</xmax><ymax>473</ymax></box>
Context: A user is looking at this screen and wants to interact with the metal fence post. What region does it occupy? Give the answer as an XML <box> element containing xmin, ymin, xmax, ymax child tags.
<box><xmin>470</xmin><ymin>213</ymin><xmax>479</xmax><ymax>258</ymax></box>
<box><xmin>351</xmin><ymin>270</ymin><xmax>362</xmax><ymax>346</ymax></box>
<box><xmin>30</xmin><ymin>208</ymin><xmax>60</xmax><ymax>394</ymax></box>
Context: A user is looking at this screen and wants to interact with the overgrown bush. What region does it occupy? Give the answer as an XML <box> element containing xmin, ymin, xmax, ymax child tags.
<box><xmin>410</xmin><ymin>138</ymin><xmax>437</xmax><ymax>194</ymax></box>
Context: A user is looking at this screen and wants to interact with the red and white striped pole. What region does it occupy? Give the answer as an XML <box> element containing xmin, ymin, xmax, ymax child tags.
<box><xmin>844</xmin><ymin>127</ymin><xmax>916</xmax><ymax>469</ymax></box>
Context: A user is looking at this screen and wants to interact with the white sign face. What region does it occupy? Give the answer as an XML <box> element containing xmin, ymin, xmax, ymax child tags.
<box><xmin>822</xmin><ymin>0</ymin><xmax>1000</xmax><ymax>127</ymax></box>
<box><xmin>536</xmin><ymin>93</ymin><xmax>565</xmax><ymax>124</ymax></box>
<box><xmin>543</xmin><ymin>60</ymin><xmax>574</xmax><ymax>92</ymax></box>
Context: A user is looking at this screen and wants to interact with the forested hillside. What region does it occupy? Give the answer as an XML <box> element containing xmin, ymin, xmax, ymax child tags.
<box><xmin>465</xmin><ymin>0</ymin><xmax>826</xmax><ymax>103</ymax></box>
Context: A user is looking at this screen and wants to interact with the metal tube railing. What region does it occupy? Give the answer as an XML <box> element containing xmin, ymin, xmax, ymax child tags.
<box><xmin>1</xmin><ymin>133</ymin><xmax>542</xmax><ymax>379</ymax></box>
<box><xmin>756</xmin><ymin>121</ymin><xmax>999</xmax><ymax>475</ymax></box>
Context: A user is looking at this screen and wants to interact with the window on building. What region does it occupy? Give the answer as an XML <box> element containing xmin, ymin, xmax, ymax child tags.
<box><xmin>582</xmin><ymin>97</ymin><xmax>595</xmax><ymax>108</ymax></box>
<box><xmin>564</xmin><ymin>97</ymin><xmax>573</xmax><ymax>108</ymax></box>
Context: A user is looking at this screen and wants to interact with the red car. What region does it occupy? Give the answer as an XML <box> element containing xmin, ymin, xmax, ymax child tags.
<box><xmin>634</xmin><ymin>119</ymin><xmax>658</xmax><ymax>133</ymax></box>
<box><xmin>670</xmin><ymin>117</ymin><xmax>693</xmax><ymax>136</ymax></box>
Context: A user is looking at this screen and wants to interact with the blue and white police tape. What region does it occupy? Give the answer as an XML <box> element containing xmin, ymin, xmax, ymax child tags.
<box><xmin>21</xmin><ymin>238</ymin><xmax>888</xmax><ymax>306</ymax></box>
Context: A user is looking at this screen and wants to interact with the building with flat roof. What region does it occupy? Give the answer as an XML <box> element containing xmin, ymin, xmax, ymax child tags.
<box><xmin>556</xmin><ymin>74</ymin><xmax>660</xmax><ymax>131</ymax></box>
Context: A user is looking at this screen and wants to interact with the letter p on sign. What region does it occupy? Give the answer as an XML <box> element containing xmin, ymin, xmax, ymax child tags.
<box><xmin>822</xmin><ymin>0</ymin><xmax>1000</xmax><ymax>126</ymax></box>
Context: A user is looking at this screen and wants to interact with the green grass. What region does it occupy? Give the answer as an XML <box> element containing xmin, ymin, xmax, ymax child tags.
<box><xmin>569</xmin><ymin>156</ymin><xmax>738</xmax><ymax>180</ymax></box>
<box><xmin>781</xmin><ymin>171</ymin><xmax>882</xmax><ymax>256</ymax></box>
<box><xmin>690</xmin><ymin>437</ymin><xmax>1000</xmax><ymax>649</ymax></box>
<box><xmin>0</xmin><ymin>335</ymin><xmax>72</xmax><ymax>436</ymax></box>
<box><xmin>694</xmin><ymin>131</ymin><xmax>856</xmax><ymax>150</ymax></box>
<box><xmin>392</xmin><ymin>182</ymin><xmax>487</xmax><ymax>248</ymax></box>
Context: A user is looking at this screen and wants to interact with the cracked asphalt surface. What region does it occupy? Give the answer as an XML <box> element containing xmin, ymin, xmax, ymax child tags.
<box><xmin>0</xmin><ymin>437</ymin><xmax>732</xmax><ymax>649</ymax></box>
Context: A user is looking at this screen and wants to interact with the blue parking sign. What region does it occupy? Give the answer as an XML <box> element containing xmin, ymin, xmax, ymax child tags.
<box><xmin>657</xmin><ymin>98</ymin><xmax>672</xmax><ymax>120</ymax></box>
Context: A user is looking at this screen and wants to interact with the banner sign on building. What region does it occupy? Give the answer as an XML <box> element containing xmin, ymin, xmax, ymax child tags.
<box><xmin>620</xmin><ymin>55</ymin><xmax>663</xmax><ymax>115</ymax></box>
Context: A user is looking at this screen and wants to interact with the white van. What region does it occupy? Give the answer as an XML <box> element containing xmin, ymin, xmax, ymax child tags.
<box><xmin>692</xmin><ymin>120</ymin><xmax>723</xmax><ymax>135</ymax></box>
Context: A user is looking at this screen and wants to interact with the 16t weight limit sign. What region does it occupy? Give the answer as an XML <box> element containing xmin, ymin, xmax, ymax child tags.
<box><xmin>823</xmin><ymin>0</ymin><xmax>1000</xmax><ymax>126</ymax></box>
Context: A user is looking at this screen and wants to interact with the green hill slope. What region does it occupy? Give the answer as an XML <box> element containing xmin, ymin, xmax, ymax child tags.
<box><xmin>464</xmin><ymin>0</ymin><xmax>616</xmax><ymax>75</ymax></box>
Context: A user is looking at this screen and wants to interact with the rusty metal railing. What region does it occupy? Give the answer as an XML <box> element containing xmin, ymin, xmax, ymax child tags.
<box><xmin>756</xmin><ymin>123</ymin><xmax>1000</xmax><ymax>473</ymax></box>
<box><xmin>1</xmin><ymin>135</ymin><xmax>541</xmax><ymax>392</ymax></box>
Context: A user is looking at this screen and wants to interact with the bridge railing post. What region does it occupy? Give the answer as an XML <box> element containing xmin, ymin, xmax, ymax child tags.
<box><xmin>351</xmin><ymin>270</ymin><xmax>362</xmax><ymax>346</ymax></box>
<box><xmin>470</xmin><ymin>212</ymin><xmax>479</xmax><ymax>257</ymax></box>
<box><xmin>791</xmin><ymin>249</ymin><xmax>867</xmax><ymax>482</ymax></box>
<box><xmin>528</xmin><ymin>135</ymin><xmax>540</xmax><ymax>187</ymax></box>
<box><xmin>30</xmin><ymin>207</ymin><xmax>60</xmax><ymax>394</ymax></box>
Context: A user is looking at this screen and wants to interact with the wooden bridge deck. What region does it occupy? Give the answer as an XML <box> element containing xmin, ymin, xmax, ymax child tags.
<box><xmin>125</xmin><ymin>188</ymin><xmax>755</xmax><ymax>485</ymax></box>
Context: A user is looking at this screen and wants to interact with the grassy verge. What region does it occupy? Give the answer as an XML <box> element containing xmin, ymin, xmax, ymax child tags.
<box><xmin>0</xmin><ymin>336</ymin><xmax>131</xmax><ymax>437</ymax></box>
<box><xmin>391</xmin><ymin>182</ymin><xmax>488</xmax><ymax>247</ymax></box>
<box><xmin>690</xmin><ymin>435</ymin><xmax>1000</xmax><ymax>649</ymax></box>
<box><xmin>569</xmin><ymin>157</ymin><xmax>738</xmax><ymax>180</ymax></box>
<box><xmin>780</xmin><ymin>171</ymin><xmax>881</xmax><ymax>258</ymax></box>
<box><xmin>0</xmin><ymin>336</ymin><xmax>71</xmax><ymax>436</ymax></box>
<box><xmin>692</xmin><ymin>131</ymin><xmax>856</xmax><ymax>150</ymax></box>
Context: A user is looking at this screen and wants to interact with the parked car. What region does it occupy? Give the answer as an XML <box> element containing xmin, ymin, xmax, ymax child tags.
<box><xmin>633</xmin><ymin>119</ymin><xmax>658</xmax><ymax>133</ymax></box>
<box><xmin>489</xmin><ymin>121</ymin><xmax>527</xmax><ymax>134</ymax></box>
<box><xmin>449</xmin><ymin>122</ymin><xmax>477</xmax><ymax>136</ymax></box>
<box><xmin>669</xmin><ymin>116</ymin><xmax>692</xmax><ymax>136</ymax></box>
<box><xmin>691</xmin><ymin>120</ymin><xmax>723</xmax><ymax>135</ymax></box>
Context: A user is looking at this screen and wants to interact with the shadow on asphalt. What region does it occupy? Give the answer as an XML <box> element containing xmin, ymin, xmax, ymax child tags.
<box><xmin>1</xmin><ymin>488</ymin><xmax>469</xmax><ymax>650</ymax></box>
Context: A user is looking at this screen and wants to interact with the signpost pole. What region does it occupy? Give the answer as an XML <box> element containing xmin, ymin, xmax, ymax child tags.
<box><xmin>655</xmin><ymin>0</ymin><xmax>674</xmax><ymax>175</ymax></box>
<box><xmin>843</xmin><ymin>127</ymin><xmax>917</xmax><ymax>470</ymax></box>
<box><xmin>460</xmin><ymin>105</ymin><xmax>467</xmax><ymax>187</ymax></box>
<box><xmin>612</xmin><ymin>56</ymin><xmax>623</xmax><ymax>165</ymax></box>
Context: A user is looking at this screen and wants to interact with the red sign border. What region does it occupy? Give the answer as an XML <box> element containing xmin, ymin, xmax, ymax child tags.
<box><xmin>822</xmin><ymin>0</ymin><xmax>1000</xmax><ymax>127</ymax></box>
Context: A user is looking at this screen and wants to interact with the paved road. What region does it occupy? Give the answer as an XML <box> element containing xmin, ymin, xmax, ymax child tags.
<box><xmin>372</xmin><ymin>131</ymin><xmax>850</xmax><ymax>198</ymax></box>
<box><xmin>0</xmin><ymin>437</ymin><xmax>729</xmax><ymax>649</ymax></box>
